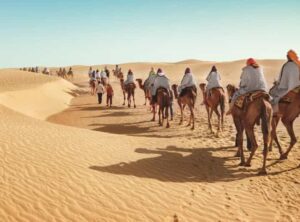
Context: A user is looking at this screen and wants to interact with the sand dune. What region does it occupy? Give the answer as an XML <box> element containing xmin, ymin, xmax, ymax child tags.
<box><xmin>1</xmin><ymin>60</ymin><xmax>300</xmax><ymax>221</ymax></box>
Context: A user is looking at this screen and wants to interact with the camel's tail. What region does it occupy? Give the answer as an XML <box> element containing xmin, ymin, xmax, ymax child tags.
<box><xmin>220</xmin><ymin>93</ymin><xmax>225</xmax><ymax>115</ymax></box>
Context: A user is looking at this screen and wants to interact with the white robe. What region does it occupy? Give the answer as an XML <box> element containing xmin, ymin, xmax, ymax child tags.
<box><xmin>152</xmin><ymin>73</ymin><xmax>171</xmax><ymax>95</ymax></box>
<box><xmin>206</xmin><ymin>71</ymin><xmax>222</xmax><ymax>90</ymax></box>
<box><xmin>178</xmin><ymin>73</ymin><xmax>197</xmax><ymax>93</ymax></box>
<box><xmin>124</xmin><ymin>74</ymin><xmax>134</xmax><ymax>85</ymax></box>
<box><xmin>270</xmin><ymin>61</ymin><xmax>300</xmax><ymax>104</ymax></box>
<box><xmin>232</xmin><ymin>66</ymin><xmax>268</xmax><ymax>102</ymax></box>
<box><xmin>144</xmin><ymin>72</ymin><xmax>157</xmax><ymax>90</ymax></box>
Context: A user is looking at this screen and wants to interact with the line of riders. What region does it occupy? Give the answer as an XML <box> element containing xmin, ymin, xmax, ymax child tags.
<box><xmin>120</xmin><ymin>49</ymin><xmax>300</xmax><ymax>175</ymax></box>
<box><xmin>20</xmin><ymin>66</ymin><xmax>74</xmax><ymax>79</ymax></box>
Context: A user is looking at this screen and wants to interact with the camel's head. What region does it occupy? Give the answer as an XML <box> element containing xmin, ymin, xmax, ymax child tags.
<box><xmin>136</xmin><ymin>78</ymin><xmax>142</xmax><ymax>83</ymax></box>
<box><xmin>226</xmin><ymin>84</ymin><xmax>237</xmax><ymax>98</ymax></box>
<box><xmin>199</xmin><ymin>83</ymin><xmax>206</xmax><ymax>91</ymax></box>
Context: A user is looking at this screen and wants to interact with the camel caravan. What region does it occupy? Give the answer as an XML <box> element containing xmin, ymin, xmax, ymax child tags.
<box><xmin>95</xmin><ymin>49</ymin><xmax>299</xmax><ymax>175</ymax></box>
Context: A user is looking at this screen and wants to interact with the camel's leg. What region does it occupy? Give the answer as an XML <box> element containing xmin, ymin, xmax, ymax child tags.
<box><xmin>123</xmin><ymin>92</ymin><xmax>126</xmax><ymax>106</ymax></box>
<box><xmin>133</xmin><ymin>91</ymin><xmax>136</xmax><ymax>108</ymax></box>
<box><xmin>214</xmin><ymin>108</ymin><xmax>221</xmax><ymax>132</ymax></box>
<box><xmin>158</xmin><ymin>107</ymin><xmax>162</xmax><ymax>126</ymax></box>
<box><xmin>281</xmin><ymin>119</ymin><xmax>297</xmax><ymax>159</ymax></box>
<box><xmin>179</xmin><ymin>103</ymin><xmax>183</xmax><ymax>125</ymax></box>
<box><xmin>166</xmin><ymin>106</ymin><xmax>170</xmax><ymax>128</ymax></box>
<box><xmin>151</xmin><ymin>105</ymin><xmax>156</xmax><ymax>121</ymax></box>
<box><xmin>190</xmin><ymin>105</ymin><xmax>195</xmax><ymax>130</ymax></box>
<box><xmin>259</xmin><ymin>123</ymin><xmax>270</xmax><ymax>175</ymax></box>
<box><xmin>244</xmin><ymin>125</ymin><xmax>258</xmax><ymax>167</ymax></box>
<box><xmin>187</xmin><ymin>106</ymin><xmax>192</xmax><ymax>127</ymax></box>
<box><xmin>208</xmin><ymin>107</ymin><xmax>214</xmax><ymax>132</ymax></box>
<box><xmin>270</xmin><ymin>116</ymin><xmax>282</xmax><ymax>154</ymax></box>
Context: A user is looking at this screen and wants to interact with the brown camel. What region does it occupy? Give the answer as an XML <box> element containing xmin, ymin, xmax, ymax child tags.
<box><xmin>120</xmin><ymin>79</ymin><xmax>136</xmax><ymax>108</ymax></box>
<box><xmin>199</xmin><ymin>83</ymin><xmax>225</xmax><ymax>133</ymax></box>
<box><xmin>269</xmin><ymin>85</ymin><xmax>300</xmax><ymax>159</ymax></box>
<box><xmin>89</xmin><ymin>79</ymin><xmax>97</xmax><ymax>95</ymax></box>
<box><xmin>226</xmin><ymin>84</ymin><xmax>273</xmax><ymax>174</ymax></box>
<box><xmin>67</xmin><ymin>69</ymin><xmax>73</xmax><ymax>80</ymax></box>
<box><xmin>156</xmin><ymin>87</ymin><xmax>171</xmax><ymax>128</ymax></box>
<box><xmin>136</xmin><ymin>78</ymin><xmax>151</xmax><ymax>105</ymax></box>
<box><xmin>171</xmin><ymin>84</ymin><xmax>197</xmax><ymax>130</ymax></box>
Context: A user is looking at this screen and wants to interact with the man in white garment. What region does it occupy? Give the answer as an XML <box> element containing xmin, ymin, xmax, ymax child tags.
<box><xmin>178</xmin><ymin>67</ymin><xmax>197</xmax><ymax>96</ymax></box>
<box><xmin>270</xmin><ymin>50</ymin><xmax>300</xmax><ymax>113</ymax></box>
<box><xmin>203</xmin><ymin>65</ymin><xmax>222</xmax><ymax>104</ymax></box>
<box><xmin>227</xmin><ymin>58</ymin><xmax>268</xmax><ymax>115</ymax></box>
<box><xmin>144</xmin><ymin>67</ymin><xmax>157</xmax><ymax>91</ymax></box>
<box><xmin>124</xmin><ymin>69</ymin><xmax>135</xmax><ymax>86</ymax></box>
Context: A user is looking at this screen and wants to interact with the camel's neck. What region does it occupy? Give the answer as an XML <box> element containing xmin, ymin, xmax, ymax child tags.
<box><xmin>172</xmin><ymin>89</ymin><xmax>179</xmax><ymax>99</ymax></box>
<box><xmin>138</xmin><ymin>81</ymin><xmax>144</xmax><ymax>89</ymax></box>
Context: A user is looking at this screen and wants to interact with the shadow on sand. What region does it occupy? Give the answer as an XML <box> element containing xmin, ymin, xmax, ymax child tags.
<box><xmin>89</xmin><ymin>145</ymin><xmax>299</xmax><ymax>183</ymax></box>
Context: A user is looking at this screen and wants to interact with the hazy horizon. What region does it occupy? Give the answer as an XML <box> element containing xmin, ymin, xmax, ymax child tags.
<box><xmin>0</xmin><ymin>0</ymin><xmax>299</xmax><ymax>68</ymax></box>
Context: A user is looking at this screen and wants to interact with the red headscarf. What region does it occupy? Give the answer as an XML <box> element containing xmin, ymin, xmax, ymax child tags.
<box><xmin>246</xmin><ymin>58</ymin><xmax>259</xmax><ymax>68</ymax></box>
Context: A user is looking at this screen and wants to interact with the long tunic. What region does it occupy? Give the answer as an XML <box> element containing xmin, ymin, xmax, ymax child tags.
<box><xmin>232</xmin><ymin>66</ymin><xmax>268</xmax><ymax>102</ymax></box>
<box><xmin>206</xmin><ymin>71</ymin><xmax>222</xmax><ymax>90</ymax></box>
<box><xmin>178</xmin><ymin>73</ymin><xmax>197</xmax><ymax>93</ymax></box>
<box><xmin>144</xmin><ymin>71</ymin><xmax>157</xmax><ymax>90</ymax></box>
<box><xmin>270</xmin><ymin>61</ymin><xmax>300</xmax><ymax>104</ymax></box>
<box><xmin>124</xmin><ymin>74</ymin><xmax>134</xmax><ymax>85</ymax></box>
<box><xmin>152</xmin><ymin>74</ymin><xmax>171</xmax><ymax>95</ymax></box>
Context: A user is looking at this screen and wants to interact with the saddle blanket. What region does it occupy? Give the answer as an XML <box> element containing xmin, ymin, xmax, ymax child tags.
<box><xmin>280</xmin><ymin>86</ymin><xmax>300</xmax><ymax>103</ymax></box>
<box><xmin>235</xmin><ymin>91</ymin><xmax>270</xmax><ymax>109</ymax></box>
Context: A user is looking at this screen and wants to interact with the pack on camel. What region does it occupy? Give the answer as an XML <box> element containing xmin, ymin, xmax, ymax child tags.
<box><xmin>120</xmin><ymin>79</ymin><xmax>136</xmax><ymax>108</ymax></box>
<box><xmin>226</xmin><ymin>84</ymin><xmax>273</xmax><ymax>174</ymax></box>
<box><xmin>269</xmin><ymin>85</ymin><xmax>300</xmax><ymax>159</ymax></box>
<box><xmin>156</xmin><ymin>88</ymin><xmax>171</xmax><ymax>128</ymax></box>
<box><xmin>200</xmin><ymin>83</ymin><xmax>225</xmax><ymax>133</ymax></box>
<box><xmin>172</xmin><ymin>84</ymin><xmax>197</xmax><ymax>130</ymax></box>
<box><xmin>136</xmin><ymin>79</ymin><xmax>151</xmax><ymax>105</ymax></box>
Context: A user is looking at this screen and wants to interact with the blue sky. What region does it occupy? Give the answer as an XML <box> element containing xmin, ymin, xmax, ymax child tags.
<box><xmin>0</xmin><ymin>0</ymin><xmax>299</xmax><ymax>68</ymax></box>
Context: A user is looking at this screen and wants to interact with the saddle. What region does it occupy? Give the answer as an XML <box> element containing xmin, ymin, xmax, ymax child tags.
<box><xmin>235</xmin><ymin>90</ymin><xmax>270</xmax><ymax>109</ymax></box>
<box><xmin>279</xmin><ymin>86</ymin><xmax>300</xmax><ymax>103</ymax></box>
<box><xmin>125</xmin><ymin>83</ymin><xmax>136</xmax><ymax>92</ymax></box>
<box><xmin>208</xmin><ymin>87</ymin><xmax>224</xmax><ymax>97</ymax></box>
<box><xmin>180</xmin><ymin>86</ymin><xmax>197</xmax><ymax>97</ymax></box>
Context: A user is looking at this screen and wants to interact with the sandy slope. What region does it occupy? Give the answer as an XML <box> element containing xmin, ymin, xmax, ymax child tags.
<box><xmin>1</xmin><ymin>61</ymin><xmax>300</xmax><ymax>222</ymax></box>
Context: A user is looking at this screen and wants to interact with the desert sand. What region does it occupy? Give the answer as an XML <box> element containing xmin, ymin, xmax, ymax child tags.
<box><xmin>0</xmin><ymin>60</ymin><xmax>300</xmax><ymax>222</ymax></box>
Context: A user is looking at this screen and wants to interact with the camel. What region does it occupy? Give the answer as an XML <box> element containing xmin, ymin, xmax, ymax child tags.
<box><xmin>269</xmin><ymin>85</ymin><xmax>300</xmax><ymax>160</ymax></box>
<box><xmin>226</xmin><ymin>84</ymin><xmax>273</xmax><ymax>175</ymax></box>
<box><xmin>199</xmin><ymin>83</ymin><xmax>225</xmax><ymax>133</ymax></box>
<box><xmin>171</xmin><ymin>84</ymin><xmax>197</xmax><ymax>130</ymax></box>
<box><xmin>120</xmin><ymin>79</ymin><xmax>136</xmax><ymax>108</ymax></box>
<box><xmin>113</xmin><ymin>69</ymin><xmax>123</xmax><ymax>79</ymax></box>
<box><xmin>136</xmin><ymin>78</ymin><xmax>151</xmax><ymax>105</ymax></box>
<box><xmin>156</xmin><ymin>87</ymin><xmax>171</xmax><ymax>128</ymax></box>
<box><xmin>66</xmin><ymin>68</ymin><xmax>74</xmax><ymax>80</ymax></box>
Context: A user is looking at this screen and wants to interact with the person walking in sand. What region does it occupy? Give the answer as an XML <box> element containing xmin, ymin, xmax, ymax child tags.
<box><xmin>106</xmin><ymin>84</ymin><xmax>114</xmax><ymax>107</ymax></box>
<box><xmin>226</xmin><ymin>58</ymin><xmax>268</xmax><ymax>115</ymax></box>
<box><xmin>270</xmin><ymin>49</ymin><xmax>300</xmax><ymax>114</ymax></box>
<box><xmin>96</xmin><ymin>80</ymin><xmax>106</xmax><ymax>104</ymax></box>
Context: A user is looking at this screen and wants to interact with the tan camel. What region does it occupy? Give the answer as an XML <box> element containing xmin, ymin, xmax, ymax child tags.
<box><xmin>269</xmin><ymin>85</ymin><xmax>300</xmax><ymax>159</ymax></box>
<box><xmin>136</xmin><ymin>78</ymin><xmax>151</xmax><ymax>105</ymax></box>
<box><xmin>199</xmin><ymin>83</ymin><xmax>225</xmax><ymax>133</ymax></box>
<box><xmin>156</xmin><ymin>87</ymin><xmax>171</xmax><ymax>128</ymax></box>
<box><xmin>226</xmin><ymin>84</ymin><xmax>273</xmax><ymax>175</ymax></box>
<box><xmin>120</xmin><ymin>79</ymin><xmax>136</xmax><ymax>108</ymax></box>
<box><xmin>67</xmin><ymin>68</ymin><xmax>74</xmax><ymax>80</ymax></box>
<box><xmin>171</xmin><ymin>84</ymin><xmax>197</xmax><ymax>130</ymax></box>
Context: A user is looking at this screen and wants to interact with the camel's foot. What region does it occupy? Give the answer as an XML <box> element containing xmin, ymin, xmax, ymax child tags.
<box><xmin>128</xmin><ymin>104</ymin><xmax>130</xmax><ymax>108</ymax></box>
<box><xmin>134</xmin><ymin>105</ymin><xmax>136</xmax><ymax>108</ymax></box>
<box><xmin>191</xmin><ymin>126</ymin><xmax>195</xmax><ymax>130</ymax></box>
<box><xmin>280</xmin><ymin>153</ymin><xmax>288</xmax><ymax>160</ymax></box>
<box><xmin>258</xmin><ymin>169</ymin><xmax>267</xmax><ymax>175</ymax></box>
<box><xmin>166</xmin><ymin>123</ymin><xmax>170</xmax><ymax>128</ymax></box>
<box><xmin>269</xmin><ymin>146</ymin><xmax>273</xmax><ymax>152</ymax></box>
<box><xmin>186</xmin><ymin>123</ymin><xmax>191</xmax><ymax>127</ymax></box>
<box><xmin>144</xmin><ymin>103</ymin><xmax>146</xmax><ymax>106</ymax></box>
<box><xmin>239</xmin><ymin>161</ymin><xmax>245</xmax><ymax>166</ymax></box>
<box><xmin>151</xmin><ymin>118</ymin><xmax>155</xmax><ymax>122</ymax></box>
<box><xmin>170</xmin><ymin>117</ymin><xmax>173</xmax><ymax>121</ymax></box>
<box><xmin>244</xmin><ymin>162</ymin><xmax>251</xmax><ymax>167</ymax></box>
<box><xmin>234</xmin><ymin>151</ymin><xmax>241</xmax><ymax>157</ymax></box>
<box><xmin>179</xmin><ymin>121</ymin><xmax>183</xmax><ymax>125</ymax></box>
<box><xmin>122</xmin><ymin>103</ymin><xmax>125</xmax><ymax>106</ymax></box>
<box><xmin>159</xmin><ymin>122</ymin><xmax>163</xmax><ymax>126</ymax></box>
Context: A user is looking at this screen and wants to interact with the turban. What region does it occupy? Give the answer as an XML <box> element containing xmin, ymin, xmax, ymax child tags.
<box><xmin>247</xmin><ymin>58</ymin><xmax>259</xmax><ymax>68</ymax></box>
<box><xmin>287</xmin><ymin>50</ymin><xmax>300</xmax><ymax>68</ymax></box>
